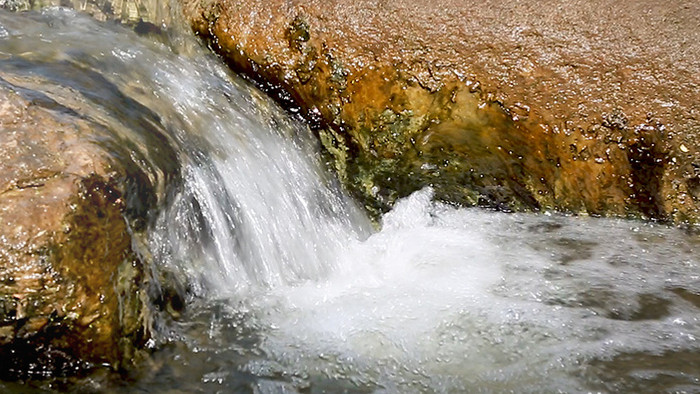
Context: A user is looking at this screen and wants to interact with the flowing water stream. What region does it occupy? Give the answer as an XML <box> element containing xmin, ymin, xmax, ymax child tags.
<box><xmin>1</xmin><ymin>6</ymin><xmax>699</xmax><ymax>393</ymax></box>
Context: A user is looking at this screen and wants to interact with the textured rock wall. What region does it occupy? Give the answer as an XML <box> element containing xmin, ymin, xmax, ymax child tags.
<box><xmin>184</xmin><ymin>0</ymin><xmax>700</xmax><ymax>222</ymax></box>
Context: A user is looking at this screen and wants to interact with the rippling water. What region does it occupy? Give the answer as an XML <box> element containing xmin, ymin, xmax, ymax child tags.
<box><xmin>0</xmin><ymin>6</ymin><xmax>699</xmax><ymax>393</ymax></box>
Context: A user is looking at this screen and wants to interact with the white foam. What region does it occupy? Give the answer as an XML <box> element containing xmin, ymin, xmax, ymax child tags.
<box><xmin>229</xmin><ymin>189</ymin><xmax>700</xmax><ymax>391</ymax></box>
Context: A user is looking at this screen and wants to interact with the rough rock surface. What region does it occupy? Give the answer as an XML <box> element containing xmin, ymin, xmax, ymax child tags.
<box><xmin>184</xmin><ymin>0</ymin><xmax>700</xmax><ymax>222</ymax></box>
<box><xmin>0</xmin><ymin>80</ymin><xmax>152</xmax><ymax>377</ymax></box>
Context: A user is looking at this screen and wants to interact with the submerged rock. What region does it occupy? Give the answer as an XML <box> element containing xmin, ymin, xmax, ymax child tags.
<box><xmin>184</xmin><ymin>0</ymin><xmax>700</xmax><ymax>222</ymax></box>
<box><xmin>0</xmin><ymin>81</ymin><xmax>153</xmax><ymax>377</ymax></box>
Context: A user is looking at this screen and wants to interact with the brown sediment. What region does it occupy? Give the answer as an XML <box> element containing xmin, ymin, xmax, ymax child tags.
<box><xmin>183</xmin><ymin>0</ymin><xmax>700</xmax><ymax>222</ymax></box>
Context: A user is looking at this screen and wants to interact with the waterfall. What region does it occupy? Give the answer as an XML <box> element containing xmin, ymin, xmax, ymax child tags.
<box><xmin>146</xmin><ymin>58</ymin><xmax>373</xmax><ymax>294</ymax></box>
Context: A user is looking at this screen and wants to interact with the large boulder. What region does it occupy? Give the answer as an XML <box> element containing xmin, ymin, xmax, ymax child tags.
<box><xmin>0</xmin><ymin>80</ymin><xmax>153</xmax><ymax>377</ymax></box>
<box><xmin>184</xmin><ymin>0</ymin><xmax>700</xmax><ymax>222</ymax></box>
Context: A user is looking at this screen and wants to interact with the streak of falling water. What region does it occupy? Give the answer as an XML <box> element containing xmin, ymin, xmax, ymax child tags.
<box><xmin>139</xmin><ymin>34</ymin><xmax>373</xmax><ymax>294</ymax></box>
<box><xmin>0</xmin><ymin>6</ymin><xmax>699</xmax><ymax>393</ymax></box>
<box><xmin>147</xmin><ymin>70</ymin><xmax>373</xmax><ymax>294</ymax></box>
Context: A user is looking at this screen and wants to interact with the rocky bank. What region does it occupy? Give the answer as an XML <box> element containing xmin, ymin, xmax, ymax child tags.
<box><xmin>184</xmin><ymin>0</ymin><xmax>700</xmax><ymax>222</ymax></box>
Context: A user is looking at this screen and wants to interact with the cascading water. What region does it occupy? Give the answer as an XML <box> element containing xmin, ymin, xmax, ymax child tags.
<box><xmin>0</xmin><ymin>5</ymin><xmax>699</xmax><ymax>393</ymax></box>
<box><xmin>143</xmin><ymin>37</ymin><xmax>372</xmax><ymax>295</ymax></box>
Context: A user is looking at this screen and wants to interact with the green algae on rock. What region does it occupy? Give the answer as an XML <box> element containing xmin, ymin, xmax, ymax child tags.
<box><xmin>184</xmin><ymin>0</ymin><xmax>700</xmax><ymax>222</ymax></box>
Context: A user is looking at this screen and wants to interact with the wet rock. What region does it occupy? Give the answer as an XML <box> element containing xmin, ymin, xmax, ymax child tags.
<box><xmin>0</xmin><ymin>81</ymin><xmax>153</xmax><ymax>377</ymax></box>
<box><xmin>184</xmin><ymin>0</ymin><xmax>700</xmax><ymax>222</ymax></box>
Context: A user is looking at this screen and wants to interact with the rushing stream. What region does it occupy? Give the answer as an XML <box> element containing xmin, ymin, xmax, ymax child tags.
<box><xmin>1</xmin><ymin>6</ymin><xmax>700</xmax><ymax>393</ymax></box>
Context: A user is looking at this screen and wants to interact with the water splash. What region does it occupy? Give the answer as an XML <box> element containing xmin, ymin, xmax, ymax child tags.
<box><xmin>239</xmin><ymin>188</ymin><xmax>700</xmax><ymax>392</ymax></box>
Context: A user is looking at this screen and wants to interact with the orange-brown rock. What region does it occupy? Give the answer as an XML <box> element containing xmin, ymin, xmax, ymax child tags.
<box><xmin>0</xmin><ymin>81</ymin><xmax>152</xmax><ymax>377</ymax></box>
<box><xmin>184</xmin><ymin>0</ymin><xmax>700</xmax><ymax>222</ymax></box>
